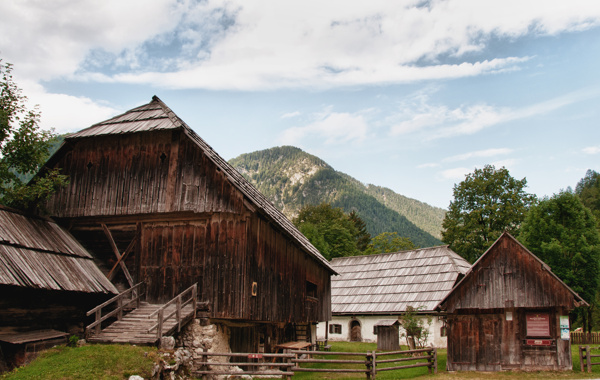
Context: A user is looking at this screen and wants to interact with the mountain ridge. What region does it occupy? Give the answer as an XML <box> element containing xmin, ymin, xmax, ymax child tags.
<box><xmin>229</xmin><ymin>146</ymin><xmax>445</xmax><ymax>248</ymax></box>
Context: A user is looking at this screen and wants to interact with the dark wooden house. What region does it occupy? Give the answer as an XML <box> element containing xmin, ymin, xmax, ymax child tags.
<box><xmin>0</xmin><ymin>205</ymin><xmax>117</xmax><ymax>370</ymax></box>
<box><xmin>437</xmin><ymin>232</ymin><xmax>587</xmax><ymax>371</ymax></box>
<box><xmin>40</xmin><ymin>96</ymin><xmax>335</xmax><ymax>352</ymax></box>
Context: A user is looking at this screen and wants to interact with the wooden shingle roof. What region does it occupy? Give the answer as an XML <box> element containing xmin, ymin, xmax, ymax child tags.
<box><xmin>66</xmin><ymin>96</ymin><xmax>334</xmax><ymax>273</ymax></box>
<box><xmin>0</xmin><ymin>206</ymin><xmax>118</xmax><ymax>294</ymax></box>
<box><xmin>330</xmin><ymin>246</ymin><xmax>470</xmax><ymax>314</ymax></box>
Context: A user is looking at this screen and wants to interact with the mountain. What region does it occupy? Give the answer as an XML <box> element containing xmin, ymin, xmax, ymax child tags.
<box><xmin>229</xmin><ymin>146</ymin><xmax>445</xmax><ymax>248</ymax></box>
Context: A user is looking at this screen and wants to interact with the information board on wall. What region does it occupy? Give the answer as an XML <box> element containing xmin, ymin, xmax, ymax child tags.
<box><xmin>560</xmin><ymin>316</ymin><xmax>570</xmax><ymax>340</ymax></box>
<box><xmin>526</xmin><ymin>313</ymin><xmax>550</xmax><ymax>337</ymax></box>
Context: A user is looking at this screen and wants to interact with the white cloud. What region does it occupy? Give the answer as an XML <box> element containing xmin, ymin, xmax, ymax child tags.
<box><xmin>20</xmin><ymin>80</ymin><xmax>118</xmax><ymax>134</ymax></box>
<box><xmin>281</xmin><ymin>111</ymin><xmax>301</xmax><ymax>119</ymax></box>
<box><xmin>2</xmin><ymin>0</ymin><xmax>600</xmax><ymax>88</ymax></box>
<box><xmin>390</xmin><ymin>87</ymin><xmax>600</xmax><ymax>139</ymax></box>
<box><xmin>279</xmin><ymin>110</ymin><xmax>368</xmax><ymax>145</ymax></box>
<box><xmin>417</xmin><ymin>163</ymin><xmax>440</xmax><ymax>169</ymax></box>
<box><xmin>583</xmin><ymin>146</ymin><xmax>600</xmax><ymax>154</ymax></box>
<box><xmin>440</xmin><ymin>167</ymin><xmax>471</xmax><ymax>181</ymax></box>
<box><xmin>444</xmin><ymin>148</ymin><xmax>514</xmax><ymax>163</ymax></box>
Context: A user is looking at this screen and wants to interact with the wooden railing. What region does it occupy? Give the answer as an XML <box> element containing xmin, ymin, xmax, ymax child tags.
<box><xmin>580</xmin><ymin>345</ymin><xmax>600</xmax><ymax>372</ymax></box>
<box><xmin>148</xmin><ymin>283</ymin><xmax>197</xmax><ymax>339</ymax></box>
<box><xmin>291</xmin><ymin>347</ymin><xmax>437</xmax><ymax>379</ymax></box>
<box><xmin>86</xmin><ymin>282</ymin><xmax>145</xmax><ymax>335</ymax></box>
<box><xmin>193</xmin><ymin>347</ymin><xmax>437</xmax><ymax>379</ymax></box>
<box><xmin>194</xmin><ymin>350</ymin><xmax>295</xmax><ymax>379</ymax></box>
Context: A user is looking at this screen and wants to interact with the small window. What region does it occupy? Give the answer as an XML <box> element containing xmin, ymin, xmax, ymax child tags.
<box><xmin>440</xmin><ymin>325</ymin><xmax>447</xmax><ymax>337</ymax></box>
<box><xmin>329</xmin><ymin>324</ymin><xmax>342</xmax><ymax>334</ymax></box>
<box><xmin>373</xmin><ymin>326</ymin><xmax>378</xmax><ymax>335</ymax></box>
<box><xmin>306</xmin><ymin>281</ymin><xmax>317</xmax><ymax>299</ymax></box>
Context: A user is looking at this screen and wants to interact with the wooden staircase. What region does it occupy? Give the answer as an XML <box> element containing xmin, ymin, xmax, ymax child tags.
<box><xmin>86</xmin><ymin>283</ymin><xmax>197</xmax><ymax>345</ymax></box>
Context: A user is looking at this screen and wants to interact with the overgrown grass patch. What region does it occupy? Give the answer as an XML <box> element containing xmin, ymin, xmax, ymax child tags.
<box><xmin>1</xmin><ymin>344</ymin><xmax>158</xmax><ymax>380</ymax></box>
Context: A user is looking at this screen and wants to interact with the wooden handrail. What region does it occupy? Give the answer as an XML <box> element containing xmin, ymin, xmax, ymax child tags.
<box><xmin>86</xmin><ymin>282</ymin><xmax>145</xmax><ymax>334</ymax></box>
<box><xmin>148</xmin><ymin>283</ymin><xmax>197</xmax><ymax>338</ymax></box>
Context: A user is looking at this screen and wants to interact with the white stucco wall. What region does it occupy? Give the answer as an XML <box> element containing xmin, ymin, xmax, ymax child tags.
<box><xmin>317</xmin><ymin>314</ymin><xmax>448</xmax><ymax>348</ymax></box>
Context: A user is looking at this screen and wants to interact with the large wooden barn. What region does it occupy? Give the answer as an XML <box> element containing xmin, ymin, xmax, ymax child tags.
<box><xmin>317</xmin><ymin>246</ymin><xmax>471</xmax><ymax>348</ymax></box>
<box><xmin>437</xmin><ymin>232</ymin><xmax>587</xmax><ymax>371</ymax></box>
<box><xmin>40</xmin><ymin>96</ymin><xmax>335</xmax><ymax>352</ymax></box>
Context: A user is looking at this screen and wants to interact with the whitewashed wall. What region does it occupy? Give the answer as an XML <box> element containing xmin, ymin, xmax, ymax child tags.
<box><xmin>317</xmin><ymin>314</ymin><xmax>448</xmax><ymax>348</ymax></box>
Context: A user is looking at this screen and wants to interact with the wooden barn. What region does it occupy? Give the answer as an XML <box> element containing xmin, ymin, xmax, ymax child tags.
<box><xmin>39</xmin><ymin>96</ymin><xmax>335</xmax><ymax>352</ymax></box>
<box><xmin>436</xmin><ymin>232</ymin><xmax>587</xmax><ymax>371</ymax></box>
<box><xmin>317</xmin><ymin>246</ymin><xmax>471</xmax><ymax>348</ymax></box>
<box><xmin>0</xmin><ymin>205</ymin><xmax>117</xmax><ymax>369</ymax></box>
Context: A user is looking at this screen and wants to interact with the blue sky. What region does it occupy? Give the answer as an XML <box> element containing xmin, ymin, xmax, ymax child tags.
<box><xmin>1</xmin><ymin>0</ymin><xmax>599</xmax><ymax>209</ymax></box>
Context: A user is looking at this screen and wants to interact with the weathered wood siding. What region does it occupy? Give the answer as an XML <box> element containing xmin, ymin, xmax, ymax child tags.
<box><xmin>447</xmin><ymin>309</ymin><xmax>571</xmax><ymax>371</ymax></box>
<box><xmin>46</xmin><ymin>131</ymin><xmax>243</xmax><ymax>217</ymax></box>
<box><xmin>444</xmin><ymin>235</ymin><xmax>576</xmax><ymax>313</ymax></box>
<box><xmin>442</xmin><ymin>234</ymin><xmax>578</xmax><ymax>371</ymax></box>
<box><xmin>138</xmin><ymin>212</ymin><xmax>330</xmax><ymax>323</ymax></box>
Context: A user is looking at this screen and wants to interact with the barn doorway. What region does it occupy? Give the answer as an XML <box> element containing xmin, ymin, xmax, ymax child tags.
<box><xmin>350</xmin><ymin>320</ymin><xmax>362</xmax><ymax>342</ymax></box>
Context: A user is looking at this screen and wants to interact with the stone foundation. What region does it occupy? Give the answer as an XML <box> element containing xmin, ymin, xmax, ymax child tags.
<box><xmin>177</xmin><ymin>320</ymin><xmax>250</xmax><ymax>380</ymax></box>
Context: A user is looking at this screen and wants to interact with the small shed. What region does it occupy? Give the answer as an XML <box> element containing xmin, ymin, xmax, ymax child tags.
<box><xmin>437</xmin><ymin>232</ymin><xmax>588</xmax><ymax>371</ymax></box>
<box><xmin>374</xmin><ymin>320</ymin><xmax>400</xmax><ymax>351</ymax></box>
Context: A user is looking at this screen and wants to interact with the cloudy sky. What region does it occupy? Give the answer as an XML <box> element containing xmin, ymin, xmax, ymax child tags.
<box><xmin>1</xmin><ymin>0</ymin><xmax>599</xmax><ymax>209</ymax></box>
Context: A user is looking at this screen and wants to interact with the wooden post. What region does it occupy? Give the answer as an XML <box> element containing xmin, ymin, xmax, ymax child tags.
<box><xmin>580</xmin><ymin>345</ymin><xmax>585</xmax><ymax>372</ymax></box>
<box><xmin>587</xmin><ymin>345</ymin><xmax>592</xmax><ymax>373</ymax></box>
<box><xmin>176</xmin><ymin>295</ymin><xmax>182</xmax><ymax>332</ymax></box>
<box><xmin>428</xmin><ymin>348</ymin><xmax>432</xmax><ymax>374</ymax></box>
<box><xmin>157</xmin><ymin>308</ymin><xmax>164</xmax><ymax>339</ymax></box>
<box><xmin>371</xmin><ymin>350</ymin><xmax>377</xmax><ymax>379</ymax></box>
<box><xmin>284</xmin><ymin>348</ymin><xmax>293</xmax><ymax>379</ymax></box>
<box><xmin>95</xmin><ymin>309</ymin><xmax>102</xmax><ymax>334</ymax></box>
<box><xmin>192</xmin><ymin>284</ymin><xmax>197</xmax><ymax>319</ymax></box>
<box><xmin>366</xmin><ymin>351</ymin><xmax>372</xmax><ymax>380</ymax></box>
<box><xmin>117</xmin><ymin>296</ymin><xmax>123</xmax><ymax>320</ymax></box>
<box><xmin>433</xmin><ymin>347</ymin><xmax>438</xmax><ymax>374</ymax></box>
<box><xmin>201</xmin><ymin>347</ymin><xmax>208</xmax><ymax>380</ymax></box>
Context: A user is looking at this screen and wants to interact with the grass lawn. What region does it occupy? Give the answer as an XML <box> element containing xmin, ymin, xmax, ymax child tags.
<box><xmin>292</xmin><ymin>342</ymin><xmax>600</xmax><ymax>379</ymax></box>
<box><xmin>2</xmin><ymin>341</ymin><xmax>600</xmax><ymax>379</ymax></box>
<box><xmin>0</xmin><ymin>344</ymin><xmax>158</xmax><ymax>380</ymax></box>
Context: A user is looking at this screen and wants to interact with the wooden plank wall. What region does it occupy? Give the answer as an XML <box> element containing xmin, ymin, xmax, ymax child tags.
<box><xmin>444</xmin><ymin>237</ymin><xmax>576</xmax><ymax>313</ymax></box>
<box><xmin>139</xmin><ymin>213</ymin><xmax>331</xmax><ymax>323</ymax></box>
<box><xmin>45</xmin><ymin>131</ymin><xmax>243</xmax><ymax>218</ymax></box>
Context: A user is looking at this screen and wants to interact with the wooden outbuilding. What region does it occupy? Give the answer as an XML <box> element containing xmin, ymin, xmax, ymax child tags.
<box><xmin>0</xmin><ymin>205</ymin><xmax>117</xmax><ymax>370</ymax></box>
<box><xmin>40</xmin><ymin>96</ymin><xmax>335</xmax><ymax>352</ymax></box>
<box><xmin>437</xmin><ymin>232</ymin><xmax>587</xmax><ymax>371</ymax></box>
<box><xmin>374</xmin><ymin>320</ymin><xmax>400</xmax><ymax>351</ymax></box>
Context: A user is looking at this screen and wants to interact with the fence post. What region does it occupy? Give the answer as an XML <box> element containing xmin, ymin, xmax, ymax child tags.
<box><xmin>366</xmin><ymin>351</ymin><xmax>372</xmax><ymax>380</ymax></box>
<box><xmin>284</xmin><ymin>349</ymin><xmax>293</xmax><ymax>379</ymax></box>
<box><xmin>201</xmin><ymin>347</ymin><xmax>208</xmax><ymax>380</ymax></box>
<box><xmin>433</xmin><ymin>347</ymin><xmax>438</xmax><ymax>374</ymax></box>
<box><xmin>371</xmin><ymin>350</ymin><xmax>377</xmax><ymax>379</ymax></box>
<box><xmin>580</xmin><ymin>346</ymin><xmax>585</xmax><ymax>372</ymax></box>
<box><xmin>157</xmin><ymin>308</ymin><xmax>164</xmax><ymax>339</ymax></box>
<box><xmin>587</xmin><ymin>345</ymin><xmax>592</xmax><ymax>373</ymax></box>
<box><xmin>117</xmin><ymin>296</ymin><xmax>123</xmax><ymax>320</ymax></box>
<box><xmin>95</xmin><ymin>309</ymin><xmax>102</xmax><ymax>334</ymax></box>
<box><xmin>427</xmin><ymin>348</ymin><xmax>432</xmax><ymax>374</ymax></box>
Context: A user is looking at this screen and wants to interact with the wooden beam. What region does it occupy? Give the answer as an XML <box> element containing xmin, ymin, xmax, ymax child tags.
<box><xmin>107</xmin><ymin>237</ymin><xmax>136</xmax><ymax>280</ymax></box>
<box><xmin>102</xmin><ymin>223</ymin><xmax>134</xmax><ymax>287</ymax></box>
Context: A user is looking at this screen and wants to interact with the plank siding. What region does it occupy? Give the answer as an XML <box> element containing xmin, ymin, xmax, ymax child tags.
<box><xmin>440</xmin><ymin>233</ymin><xmax>586</xmax><ymax>371</ymax></box>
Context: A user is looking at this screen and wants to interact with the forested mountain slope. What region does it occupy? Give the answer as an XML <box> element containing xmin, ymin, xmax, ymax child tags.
<box><xmin>229</xmin><ymin>146</ymin><xmax>444</xmax><ymax>247</ymax></box>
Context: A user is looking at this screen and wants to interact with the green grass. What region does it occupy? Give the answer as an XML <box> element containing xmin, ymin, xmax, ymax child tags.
<box><xmin>4</xmin><ymin>341</ymin><xmax>600</xmax><ymax>379</ymax></box>
<box><xmin>0</xmin><ymin>345</ymin><xmax>158</xmax><ymax>380</ymax></box>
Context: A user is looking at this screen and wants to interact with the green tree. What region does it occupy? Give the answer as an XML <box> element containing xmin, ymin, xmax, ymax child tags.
<box><xmin>365</xmin><ymin>232</ymin><xmax>417</xmax><ymax>254</ymax></box>
<box><xmin>518</xmin><ymin>191</ymin><xmax>600</xmax><ymax>332</ymax></box>
<box><xmin>0</xmin><ymin>59</ymin><xmax>67</xmax><ymax>210</ymax></box>
<box><xmin>348</xmin><ymin>210</ymin><xmax>371</xmax><ymax>252</ymax></box>
<box><xmin>576</xmin><ymin>169</ymin><xmax>600</xmax><ymax>223</ymax></box>
<box><xmin>442</xmin><ymin>165</ymin><xmax>536</xmax><ymax>263</ymax></box>
<box><xmin>293</xmin><ymin>203</ymin><xmax>361</xmax><ymax>260</ymax></box>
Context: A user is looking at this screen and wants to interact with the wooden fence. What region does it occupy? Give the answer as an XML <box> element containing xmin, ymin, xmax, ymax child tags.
<box><xmin>579</xmin><ymin>346</ymin><xmax>600</xmax><ymax>373</ymax></box>
<box><xmin>193</xmin><ymin>347</ymin><xmax>437</xmax><ymax>379</ymax></box>
<box><xmin>147</xmin><ymin>283</ymin><xmax>197</xmax><ymax>339</ymax></box>
<box><xmin>571</xmin><ymin>332</ymin><xmax>600</xmax><ymax>345</ymax></box>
